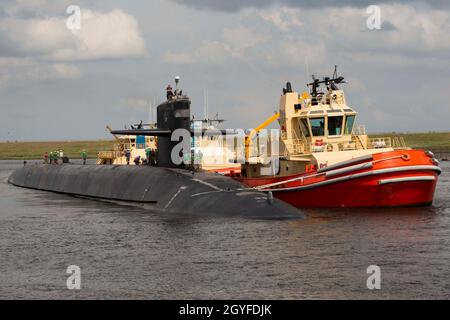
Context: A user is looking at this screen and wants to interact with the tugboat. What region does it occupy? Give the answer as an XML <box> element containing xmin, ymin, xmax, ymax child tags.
<box><xmin>235</xmin><ymin>67</ymin><xmax>441</xmax><ymax>207</ymax></box>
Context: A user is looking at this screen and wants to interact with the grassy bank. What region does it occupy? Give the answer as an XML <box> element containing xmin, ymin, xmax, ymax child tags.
<box><xmin>0</xmin><ymin>132</ymin><xmax>448</xmax><ymax>160</ymax></box>
<box><xmin>369</xmin><ymin>132</ymin><xmax>450</xmax><ymax>149</ymax></box>
<box><xmin>0</xmin><ymin>140</ymin><xmax>114</xmax><ymax>160</ymax></box>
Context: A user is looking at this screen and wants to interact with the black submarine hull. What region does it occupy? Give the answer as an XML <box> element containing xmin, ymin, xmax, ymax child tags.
<box><xmin>8</xmin><ymin>164</ymin><xmax>303</xmax><ymax>218</ymax></box>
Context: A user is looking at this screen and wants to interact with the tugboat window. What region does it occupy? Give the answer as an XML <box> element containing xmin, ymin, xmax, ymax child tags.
<box><xmin>299</xmin><ymin>118</ymin><xmax>311</xmax><ymax>137</ymax></box>
<box><xmin>310</xmin><ymin>117</ymin><xmax>325</xmax><ymax>136</ymax></box>
<box><xmin>328</xmin><ymin>116</ymin><xmax>343</xmax><ymax>136</ymax></box>
<box><xmin>344</xmin><ymin>115</ymin><xmax>355</xmax><ymax>135</ymax></box>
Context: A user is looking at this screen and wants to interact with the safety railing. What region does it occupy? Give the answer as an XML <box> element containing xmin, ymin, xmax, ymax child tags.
<box><xmin>368</xmin><ymin>136</ymin><xmax>407</xmax><ymax>149</ymax></box>
<box><xmin>283</xmin><ymin>139</ymin><xmax>311</xmax><ymax>156</ymax></box>
<box><xmin>98</xmin><ymin>150</ymin><xmax>122</xmax><ymax>160</ymax></box>
<box><xmin>352</xmin><ymin>125</ymin><xmax>366</xmax><ymax>135</ymax></box>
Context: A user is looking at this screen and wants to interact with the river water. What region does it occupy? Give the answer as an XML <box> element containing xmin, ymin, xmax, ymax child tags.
<box><xmin>0</xmin><ymin>160</ymin><xmax>449</xmax><ymax>299</ymax></box>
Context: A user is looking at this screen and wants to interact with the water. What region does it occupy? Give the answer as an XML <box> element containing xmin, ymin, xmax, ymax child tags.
<box><xmin>0</xmin><ymin>160</ymin><xmax>449</xmax><ymax>299</ymax></box>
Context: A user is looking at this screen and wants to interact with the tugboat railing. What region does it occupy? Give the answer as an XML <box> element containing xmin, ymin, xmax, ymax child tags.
<box><xmin>283</xmin><ymin>139</ymin><xmax>311</xmax><ymax>156</ymax></box>
<box><xmin>368</xmin><ymin>136</ymin><xmax>407</xmax><ymax>149</ymax></box>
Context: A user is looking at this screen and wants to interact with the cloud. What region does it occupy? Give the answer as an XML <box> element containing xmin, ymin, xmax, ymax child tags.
<box><xmin>223</xmin><ymin>26</ymin><xmax>271</xmax><ymax>57</ymax></box>
<box><xmin>163</xmin><ymin>26</ymin><xmax>269</xmax><ymax>65</ymax></box>
<box><xmin>0</xmin><ymin>8</ymin><xmax>147</xmax><ymax>61</ymax></box>
<box><xmin>50</xmin><ymin>63</ymin><xmax>82</xmax><ymax>79</ymax></box>
<box><xmin>249</xmin><ymin>4</ymin><xmax>450</xmax><ymax>57</ymax></box>
<box><xmin>120</xmin><ymin>97</ymin><xmax>152</xmax><ymax>111</ymax></box>
<box><xmin>171</xmin><ymin>0</ymin><xmax>450</xmax><ymax>12</ymax></box>
<box><xmin>0</xmin><ymin>0</ymin><xmax>72</xmax><ymax>17</ymax></box>
<box><xmin>162</xmin><ymin>3</ymin><xmax>450</xmax><ymax>76</ymax></box>
<box><xmin>253</xmin><ymin>6</ymin><xmax>302</xmax><ymax>31</ymax></box>
<box><xmin>265</xmin><ymin>39</ymin><xmax>327</xmax><ymax>67</ymax></box>
<box><xmin>163</xmin><ymin>41</ymin><xmax>229</xmax><ymax>65</ymax></box>
<box><xmin>163</xmin><ymin>51</ymin><xmax>196</xmax><ymax>65</ymax></box>
<box><xmin>0</xmin><ymin>57</ymin><xmax>81</xmax><ymax>90</ymax></box>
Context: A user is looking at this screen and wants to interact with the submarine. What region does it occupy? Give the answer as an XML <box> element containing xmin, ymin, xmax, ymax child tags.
<box><xmin>8</xmin><ymin>80</ymin><xmax>303</xmax><ymax>218</ymax></box>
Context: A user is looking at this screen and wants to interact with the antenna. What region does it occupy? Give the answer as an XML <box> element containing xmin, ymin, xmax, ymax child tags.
<box><xmin>149</xmin><ymin>98</ymin><xmax>152</xmax><ymax>124</ymax></box>
<box><xmin>305</xmin><ymin>56</ymin><xmax>310</xmax><ymax>86</ymax></box>
<box><xmin>153</xmin><ymin>96</ymin><xmax>157</xmax><ymax>125</ymax></box>
<box><xmin>203</xmin><ymin>89</ymin><xmax>209</xmax><ymax>121</ymax></box>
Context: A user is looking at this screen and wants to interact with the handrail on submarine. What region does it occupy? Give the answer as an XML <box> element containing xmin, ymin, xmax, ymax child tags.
<box><xmin>111</xmin><ymin>128</ymin><xmax>240</xmax><ymax>137</ymax></box>
<box><xmin>110</xmin><ymin>129</ymin><xmax>172</xmax><ymax>136</ymax></box>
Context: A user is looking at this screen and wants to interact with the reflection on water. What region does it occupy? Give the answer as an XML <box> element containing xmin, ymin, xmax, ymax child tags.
<box><xmin>0</xmin><ymin>160</ymin><xmax>449</xmax><ymax>299</ymax></box>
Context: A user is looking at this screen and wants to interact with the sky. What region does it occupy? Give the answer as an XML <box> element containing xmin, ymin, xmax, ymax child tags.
<box><xmin>0</xmin><ymin>0</ymin><xmax>449</xmax><ymax>141</ymax></box>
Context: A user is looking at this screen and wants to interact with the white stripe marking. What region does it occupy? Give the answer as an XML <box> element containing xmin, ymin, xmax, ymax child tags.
<box><xmin>378</xmin><ymin>176</ymin><xmax>436</xmax><ymax>185</ymax></box>
<box><xmin>258</xmin><ymin>165</ymin><xmax>441</xmax><ymax>192</ymax></box>
<box><xmin>164</xmin><ymin>186</ymin><xmax>187</xmax><ymax>209</ymax></box>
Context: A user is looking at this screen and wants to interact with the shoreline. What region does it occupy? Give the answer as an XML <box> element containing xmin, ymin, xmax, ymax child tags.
<box><xmin>0</xmin><ymin>132</ymin><xmax>449</xmax><ymax>160</ymax></box>
<box><xmin>0</xmin><ymin>140</ymin><xmax>114</xmax><ymax>160</ymax></box>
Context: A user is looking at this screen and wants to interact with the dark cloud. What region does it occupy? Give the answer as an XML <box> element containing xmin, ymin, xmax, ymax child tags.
<box><xmin>171</xmin><ymin>0</ymin><xmax>450</xmax><ymax>12</ymax></box>
<box><xmin>380</xmin><ymin>20</ymin><xmax>397</xmax><ymax>31</ymax></box>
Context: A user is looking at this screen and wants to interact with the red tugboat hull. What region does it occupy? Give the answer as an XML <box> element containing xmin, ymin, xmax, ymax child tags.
<box><xmin>235</xmin><ymin>150</ymin><xmax>441</xmax><ymax>208</ymax></box>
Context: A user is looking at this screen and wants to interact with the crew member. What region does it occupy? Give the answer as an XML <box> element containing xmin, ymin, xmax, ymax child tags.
<box><xmin>145</xmin><ymin>148</ymin><xmax>151</xmax><ymax>166</ymax></box>
<box><xmin>134</xmin><ymin>155</ymin><xmax>141</xmax><ymax>166</ymax></box>
<box><xmin>166</xmin><ymin>84</ymin><xmax>174</xmax><ymax>100</ymax></box>
<box><xmin>151</xmin><ymin>149</ymin><xmax>157</xmax><ymax>166</ymax></box>
<box><xmin>196</xmin><ymin>149</ymin><xmax>203</xmax><ymax>165</ymax></box>
<box><xmin>43</xmin><ymin>152</ymin><xmax>49</xmax><ymax>164</ymax></box>
<box><xmin>81</xmin><ymin>150</ymin><xmax>88</xmax><ymax>165</ymax></box>
<box><xmin>125</xmin><ymin>149</ymin><xmax>131</xmax><ymax>165</ymax></box>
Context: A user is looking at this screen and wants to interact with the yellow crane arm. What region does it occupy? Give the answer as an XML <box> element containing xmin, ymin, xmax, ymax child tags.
<box><xmin>245</xmin><ymin>112</ymin><xmax>280</xmax><ymax>161</ymax></box>
<box><xmin>106</xmin><ymin>125</ymin><xmax>121</xmax><ymax>142</ymax></box>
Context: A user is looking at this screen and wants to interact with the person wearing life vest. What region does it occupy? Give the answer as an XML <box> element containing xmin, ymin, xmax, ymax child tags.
<box><xmin>81</xmin><ymin>150</ymin><xmax>88</xmax><ymax>165</ymax></box>
<box><xmin>53</xmin><ymin>150</ymin><xmax>59</xmax><ymax>164</ymax></box>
